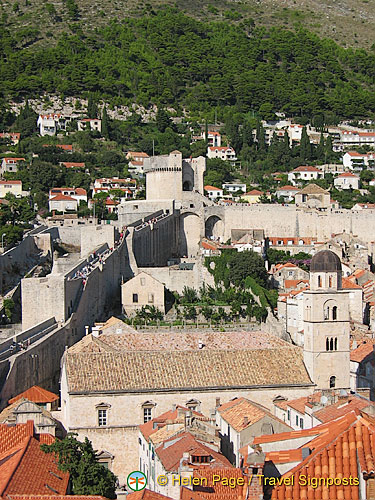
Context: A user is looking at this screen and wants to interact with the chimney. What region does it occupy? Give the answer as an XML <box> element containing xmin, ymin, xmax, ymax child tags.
<box><xmin>215</xmin><ymin>397</ymin><xmax>221</xmax><ymax>408</ymax></box>
<box><xmin>91</xmin><ymin>326</ymin><xmax>101</xmax><ymax>338</ymax></box>
<box><xmin>246</xmin><ymin>449</ymin><xmax>266</xmax><ymax>500</ymax></box>
<box><xmin>243</xmin><ymin>416</ymin><xmax>249</xmax><ymax>426</ymax></box>
<box><xmin>198</xmin><ymin>340</ymin><xmax>204</xmax><ymax>349</ymax></box>
<box><xmin>172</xmin><ymin>404</ymin><xmax>177</xmax><ymax>412</ymax></box>
<box><xmin>85</xmin><ymin>325</ymin><xmax>90</xmax><ymax>336</ymax></box>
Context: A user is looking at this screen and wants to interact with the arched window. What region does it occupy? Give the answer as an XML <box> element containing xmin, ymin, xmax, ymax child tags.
<box><xmin>334</xmin><ymin>338</ymin><xmax>338</xmax><ymax>350</ymax></box>
<box><xmin>332</xmin><ymin>306</ymin><xmax>337</xmax><ymax>320</ymax></box>
<box><xmin>330</xmin><ymin>338</ymin><xmax>334</xmax><ymax>351</ymax></box>
<box><xmin>318</xmin><ymin>275</ymin><xmax>322</xmax><ymax>288</ymax></box>
<box><xmin>330</xmin><ymin>376</ymin><xmax>336</xmax><ymax>388</ymax></box>
<box><xmin>326</xmin><ymin>338</ymin><xmax>329</xmax><ymax>351</ymax></box>
<box><xmin>324</xmin><ymin>306</ymin><xmax>329</xmax><ymax>320</ymax></box>
<box><xmin>329</xmin><ymin>276</ymin><xmax>333</xmax><ymax>288</ymax></box>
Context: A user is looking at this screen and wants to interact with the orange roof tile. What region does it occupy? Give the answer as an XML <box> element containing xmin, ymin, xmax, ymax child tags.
<box><xmin>342</xmin><ymin>277</ymin><xmax>362</xmax><ymax>289</ymax></box>
<box><xmin>292</xmin><ymin>165</ymin><xmax>321</xmax><ymax>172</ymax></box>
<box><xmin>128</xmin><ymin>490</ymin><xmax>173</xmax><ymax>500</ymax></box>
<box><xmin>244</xmin><ymin>189</ymin><xmax>263</xmax><ymax>196</ymax></box>
<box><xmin>204</xmin><ymin>185</ymin><xmax>222</xmax><ymax>191</ymax></box>
<box><xmin>9</xmin><ymin>386</ymin><xmax>58</xmax><ymax>405</ymax></box>
<box><xmin>351</xmin><ymin>342</ymin><xmax>375</xmax><ymax>363</ymax></box>
<box><xmin>50</xmin><ymin>194</ymin><xmax>76</xmax><ymax>202</ymax></box>
<box><xmin>271</xmin><ymin>411</ymin><xmax>375</xmax><ymax>500</ymax></box>
<box><xmin>313</xmin><ymin>396</ymin><xmax>375</xmax><ymax>423</ymax></box>
<box><xmin>61</xmin><ymin>162</ymin><xmax>85</xmax><ymax>168</ymax></box>
<box><xmin>155</xmin><ymin>432</ymin><xmax>231</xmax><ymax>472</ymax></box>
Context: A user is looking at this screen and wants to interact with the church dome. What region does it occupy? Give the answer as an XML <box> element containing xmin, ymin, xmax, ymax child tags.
<box><xmin>310</xmin><ymin>250</ymin><xmax>342</xmax><ymax>272</ymax></box>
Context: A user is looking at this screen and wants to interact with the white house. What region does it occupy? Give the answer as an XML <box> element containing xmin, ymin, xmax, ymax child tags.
<box><xmin>334</xmin><ymin>172</ymin><xmax>360</xmax><ymax>190</ymax></box>
<box><xmin>77</xmin><ymin>118</ymin><xmax>102</xmax><ymax>133</ymax></box>
<box><xmin>49</xmin><ymin>194</ymin><xmax>78</xmax><ymax>212</ymax></box>
<box><xmin>126</xmin><ymin>152</ymin><xmax>150</xmax><ymax>174</ymax></box>
<box><xmin>93</xmin><ymin>177</ymin><xmax>137</xmax><ymax>198</ymax></box>
<box><xmin>37</xmin><ymin>113</ymin><xmax>71</xmax><ymax>136</ymax></box>
<box><xmin>275</xmin><ymin>185</ymin><xmax>299</xmax><ymax>201</ymax></box>
<box><xmin>207</xmin><ymin>146</ymin><xmax>237</xmax><ymax>163</ymax></box>
<box><xmin>0</xmin><ymin>157</ymin><xmax>26</xmax><ymax>176</ymax></box>
<box><xmin>0</xmin><ymin>180</ymin><xmax>26</xmax><ymax>198</ymax></box>
<box><xmin>49</xmin><ymin>187</ymin><xmax>87</xmax><ymax>204</ymax></box>
<box><xmin>0</xmin><ymin>132</ymin><xmax>20</xmax><ymax>145</ymax></box>
<box><xmin>203</xmin><ymin>130</ymin><xmax>221</xmax><ymax>147</ymax></box>
<box><xmin>204</xmin><ymin>185</ymin><xmax>223</xmax><ymax>200</ymax></box>
<box><xmin>288</xmin><ymin>166</ymin><xmax>323</xmax><ymax>185</ymax></box>
<box><xmin>222</xmin><ymin>183</ymin><xmax>246</xmax><ymax>194</ymax></box>
<box><xmin>343</xmin><ymin>151</ymin><xmax>375</xmax><ymax>171</ymax></box>
<box><xmin>340</xmin><ymin>130</ymin><xmax>375</xmax><ymax>148</ymax></box>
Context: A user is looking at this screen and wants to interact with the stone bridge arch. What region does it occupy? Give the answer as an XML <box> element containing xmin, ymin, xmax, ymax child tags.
<box><xmin>205</xmin><ymin>215</ymin><xmax>225</xmax><ymax>241</ymax></box>
<box><xmin>179</xmin><ymin>212</ymin><xmax>202</xmax><ymax>258</ymax></box>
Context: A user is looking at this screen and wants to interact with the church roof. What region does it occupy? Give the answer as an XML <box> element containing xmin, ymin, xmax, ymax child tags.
<box><xmin>65</xmin><ymin>347</ymin><xmax>312</xmax><ymax>394</ymax></box>
<box><xmin>310</xmin><ymin>250</ymin><xmax>342</xmax><ymax>272</ymax></box>
<box><xmin>297</xmin><ymin>183</ymin><xmax>328</xmax><ymax>195</ymax></box>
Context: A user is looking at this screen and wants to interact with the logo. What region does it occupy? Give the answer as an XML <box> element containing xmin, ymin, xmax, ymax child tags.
<box><xmin>127</xmin><ymin>471</ymin><xmax>147</xmax><ymax>491</ymax></box>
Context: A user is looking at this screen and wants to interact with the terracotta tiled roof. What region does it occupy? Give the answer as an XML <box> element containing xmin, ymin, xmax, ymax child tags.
<box><xmin>244</xmin><ymin>189</ymin><xmax>263</xmax><ymax>196</ymax></box>
<box><xmin>140</xmin><ymin>406</ymin><xmax>206</xmax><ymax>440</ymax></box>
<box><xmin>351</xmin><ymin>342</ymin><xmax>375</xmax><ymax>363</ymax></box>
<box><xmin>3</xmin><ymin>157</ymin><xmax>25</xmax><ymax>163</ymax></box>
<box><xmin>8</xmin><ymin>386</ymin><xmax>58</xmax><ymax>405</ymax></box>
<box><xmin>50</xmin><ymin>194</ymin><xmax>76</xmax><ymax>202</ymax></box>
<box><xmin>155</xmin><ymin>431</ymin><xmax>231</xmax><ymax>472</ymax></box>
<box><xmin>56</xmin><ymin>144</ymin><xmax>72</xmax><ymax>151</ymax></box>
<box><xmin>208</xmin><ymin>146</ymin><xmax>233</xmax><ymax>151</ymax></box>
<box><xmin>218</xmin><ymin>397</ymin><xmax>290</xmax><ymax>433</ymax></box>
<box><xmin>0</xmin><ymin>421</ymin><xmax>34</xmax><ymax>455</ymax></box>
<box><xmin>342</xmin><ymin>277</ymin><xmax>361</xmax><ymax>289</ymax></box>
<box><xmin>292</xmin><ymin>165</ymin><xmax>321</xmax><ymax>172</ymax></box>
<box><xmin>181</xmin><ymin>468</ymin><xmax>246</xmax><ymax>500</ymax></box>
<box><xmin>204</xmin><ymin>185</ymin><xmax>222</xmax><ymax>191</ymax></box>
<box><xmin>65</xmin><ymin>345</ymin><xmax>312</xmax><ymax>393</ymax></box>
<box><xmin>128</xmin><ymin>490</ymin><xmax>173</xmax><ymax>500</ymax></box>
<box><xmin>61</xmin><ymin>162</ymin><xmax>85</xmax><ymax>168</ymax></box>
<box><xmin>337</xmin><ymin>172</ymin><xmax>359</xmax><ymax>178</ymax></box>
<box><xmin>0</xmin><ymin>180</ymin><xmax>22</xmax><ymax>184</ymax></box>
<box><xmin>297</xmin><ymin>183</ymin><xmax>328</xmax><ymax>195</ymax></box>
<box><xmin>313</xmin><ymin>396</ymin><xmax>375</xmax><ymax>423</ymax></box>
<box><xmin>284</xmin><ymin>279</ymin><xmax>309</xmax><ymax>289</ymax></box>
<box><xmin>271</xmin><ymin>411</ymin><xmax>375</xmax><ymax>500</ymax></box>
<box><xmin>277</xmin><ymin>185</ymin><xmax>299</xmax><ymax>191</ymax></box>
<box><xmin>10</xmin><ymin>497</ymin><xmax>108</xmax><ymax>500</ymax></box>
<box><xmin>127</xmin><ymin>152</ymin><xmax>149</xmax><ymax>158</ymax></box>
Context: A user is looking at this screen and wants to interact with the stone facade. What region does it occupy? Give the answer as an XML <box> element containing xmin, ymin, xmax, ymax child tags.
<box><xmin>121</xmin><ymin>271</ymin><xmax>166</xmax><ymax>316</ymax></box>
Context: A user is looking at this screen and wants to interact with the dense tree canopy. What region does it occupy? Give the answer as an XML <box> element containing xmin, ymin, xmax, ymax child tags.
<box><xmin>1</xmin><ymin>8</ymin><xmax>375</xmax><ymax>118</ymax></box>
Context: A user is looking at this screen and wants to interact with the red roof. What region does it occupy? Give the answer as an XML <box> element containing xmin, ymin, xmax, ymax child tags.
<box><xmin>244</xmin><ymin>189</ymin><xmax>263</xmax><ymax>196</ymax></box>
<box><xmin>292</xmin><ymin>165</ymin><xmax>321</xmax><ymax>172</ymax></box>
<box><xmin>127</xmin><ymin>152</ymin><xmax>149</xmax><ymax>158</ymax></box>
<box><xmin>181</xmin><ymin>469</ymin><xmax>245</xmax><ymax>500</ymax></box>
<box><xmin>3</xmin><ymin>157</ymin><xmax>25</xmax><ymax>163</ymax></box>
<box><xmin>271</xmin><ymin>411</ymin><xmax>375</xmax><ymax>500</ymax></box>
<box><xmin>337</xmin><ymin>172</ymin><xmax>359</xmax><ymax>178</ymax></box>
<box><xmin>155</xmin><ymin>431</ymin><xmax>231</xmax><ymax>472</ymax></box>
<box><xmin>0</xmin><ymin>421</ymin><xmax>69</xmax><ymax>497</ymax></box>
<box><xmin>277</xmin><ymin>185</ymin><xmax>299</xmax><ymax>191</ymax></box>
<box><xmin>50</xmin><ymin>194</ymin><xmax>76</xmax><ymax>202</ymax></box>
<box><xmin>56</xmin><ymin>144</ymin><xmax>72</xmax><ymax>151</ymax></box>
<box><xmin>342</xmin><ymin>277</ymin><xmax>361</xmax><ymax>289</ymax></box>
<box><xmin>61</xmin><ymin>162</ymin><xmax>85</xmax><ymax>168</ymax></box>
<box><xmin>9</xmin><ymin>386</ymin><xmax>58</xmax><ymax>405</ymax></box>
<box><xmin>0</xmin><ymin>180</ymin><xmax>22</xmax><ymax>185</ymax></box>
<box><xmin>128</xmin><ymin>490</ymin><xmax>173</xmax><ymax>500</ymax></box>
<box><xmin>350</xmin><ymin>342</ymin><xmax>375</xmax><ymax>363</ymax></box>
<box><xmin>204</xmin><ymin>185</ymin><xmax>222</xmax><ymax>191</ymax></box>
<box><xmin>208</xmin><ymin>146</ymin><xmax>233</xmax><ymax>151</ymax></box>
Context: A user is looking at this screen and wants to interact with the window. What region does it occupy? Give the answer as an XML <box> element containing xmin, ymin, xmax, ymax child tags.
<box><xmin>326</xmin><ymin>338</ymin><xmax>330</xmax><ymax>351</ymax></box>
<box><xmin>148</xmin><ymin>293</ymin><xmax>154</xmax><ymax>304</ymax></box>
<box><xmin>296</xmin><ymin>415</ymin><xmax>299</xmax><ymax>426</ymax></box>
<box><xmin>330</xmin><ymin>376</ymin><xmax>336</xmax><ymax>388</ymax></box>
<box><xmin>143</xmin><ymin>407</ymin><xmax>152</xmax><ymax>423</ymax></box>
<box><xmin>300</xmin><ymin>419</ymin><xmax>304</xmax><ymax>429</ymax></box>
<box><xmin>140</xmin><ymin>278</ymin><xmax>145</xmax><ymax>286</ymax></box>
<box><xmin>334</xmin><ymin>338</ymin><xmax>338</xmax><ymax>350</ymax></box>
<box><xmin>98</xmin><ymin>409</ymin><xmax>107</xmax><ymax>426</ymax></box>
<box><xmin>287</xmin><ymin>410</ymin><xmax>290</xmax><ymax>421</ymax></box>
<box><xmin>332</xmin><ymin>306</ymin><xmax>337</xmax><ymax>320</ymax></box>
<box><xmin>133</xmin><ymin>293</ymin><xmax>138</xmax><ymax>303</ymax></box>
<box><xmin>329</xmin><ymin>276</ymin><xmax>333</xmax><ymax>287</ymax></box>
<box><xmin>318</xmin><ymin>275</ymin><xmax>322</xmax><ymax>288</ymax></box>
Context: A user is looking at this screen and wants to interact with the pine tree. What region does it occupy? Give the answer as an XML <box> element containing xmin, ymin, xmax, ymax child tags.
<box><xmin>101</xmin><ymin>106</ymin><xmax>109</xmax><ymax>139</ymax></box>
<box><xmin>300</xmin><ymin>126</ymin><xmax>312</xmax><ymax>161</ymax></box>
<box><xmin>87</xmin><ymin>96</ymin><xmax>98</xmax><ymax>119</ymax></box>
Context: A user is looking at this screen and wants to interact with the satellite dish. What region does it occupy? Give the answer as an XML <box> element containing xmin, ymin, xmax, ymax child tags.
<box><xmin>320</xmin><ymin>396</ymin><xmax>328</xmax><ymax>405</ymax></box>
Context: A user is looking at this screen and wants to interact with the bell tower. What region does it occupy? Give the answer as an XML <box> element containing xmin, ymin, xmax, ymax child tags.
<box><xmin>303</xmin><ymin>250</ymin><xmax>350</xmax><ymax>389</ymax></box>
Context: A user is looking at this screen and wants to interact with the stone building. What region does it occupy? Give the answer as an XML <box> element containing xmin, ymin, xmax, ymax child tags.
<box><xmin>303</xmin><ymin>250</ymin><xmax>351</xmax><ymax>390</ymax></box>
<box><xmin>295</xmin><ymin>184</ymin><xmax>331</xmax><ymax>209</ymax></box>
<box><xmin>121</xmin><ymin>271</ymin><xmax>166</xmax><ymax>316</ymax></box>
<box><xmin>59</xmin><ymin>327</ymin><xmax>313</xmax><ymax>486</ymax></box>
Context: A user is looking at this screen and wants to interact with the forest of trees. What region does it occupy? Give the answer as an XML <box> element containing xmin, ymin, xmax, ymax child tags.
<box><xmin>0</xmin><ymin>8</ymin><xmax>375</xmax><ymax>119</ymax></box>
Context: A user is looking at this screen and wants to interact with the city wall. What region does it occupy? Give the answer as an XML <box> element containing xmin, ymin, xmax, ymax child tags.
<box><xmin>206</xmin><ymin>205</ymin><xmax>375</xmax><ymax>242</ymax></box>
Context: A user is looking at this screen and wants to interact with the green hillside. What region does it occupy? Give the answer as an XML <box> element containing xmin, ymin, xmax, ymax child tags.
<box><xmin>2</xmin><ymin>0</ymin><xmax>375</xmax><ymax>49</ymax></box>
<box><xmin>1</xmin><ymin>7</ymin><xmax>375</xmax><ymax>120</ymax></box>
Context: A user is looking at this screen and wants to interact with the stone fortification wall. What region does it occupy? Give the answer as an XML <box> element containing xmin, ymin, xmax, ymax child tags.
<box><xmin>132</xmin><ymin>212</ymin><xmax>180</xmax><ymax>267</ymax></box>
<box><xmin>206</xmin><ymin>204</ymin><xmax>375</xmax><ymax>243</ymax></box>
<box><xmin>118</xmin><ymin>199</ymin><xmax>176</xmax><ymax>227</ymax></box>
<box><xmin>0</xmin><ymin>237</ymin><xmax>130</xmax><ymax>407</ymax></box>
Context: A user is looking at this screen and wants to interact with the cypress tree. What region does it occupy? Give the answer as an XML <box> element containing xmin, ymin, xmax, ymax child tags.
<box><xmin>316</xmin><ymin>133</ymin><xmax>325</xmax><ymax>161</ymax></box>
<box><xmin>102</xmin><ymin>106</ymin><xmax>110</xmax><ymax>139</ymax></box>
<box><xmin>300</xmin><ymin>126</ymin><xmax>312</xmax><ymax>161</ymax></box>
